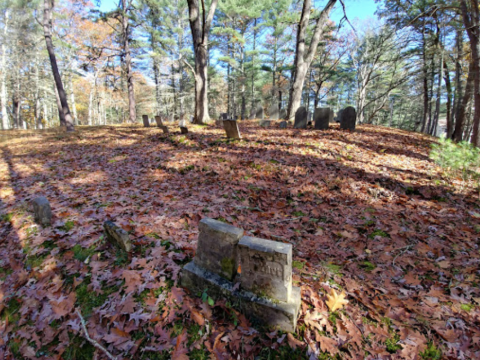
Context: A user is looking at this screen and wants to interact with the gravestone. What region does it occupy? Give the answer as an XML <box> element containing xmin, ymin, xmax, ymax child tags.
<box><xmin>31</xmin><ymin>196</ymin><xmax>52</xmax><ymax>226</ymax></box>
<box><xmin>259</xmin><ymin>120</ymin><xmax>271</xmax><ymax>127</ymax></box>
<box><xmin>221</xmin><ymin>113</ymin><xmax>229</xmax><ymax>120</ymax></box>
<box><xmin>180</xmin><ymin>219</ymin><xmax>301</xmax><ymax>332</ymax></box>
<box><xmin>268</xmin><ymin>105</ymin><xmax>279</xmax><ymax>120</ymax></box>
<box><xmin>238</xmin><ymin>236</ymin><xmax>292</xmax><ymax>302</ymax></box>
<box><xmin>180</xmin><ymin>127</ymin><xmax>188</xmax><ymax>134</ymax></box>
<box><xmin>155</xmin><ymin>115</ymin><xmax>164</xmax><ymax>128</ymax></box>
<box><xmin>329</xmin><ymin>109</ymin><xmax>334</xmax><ymax>123</ymax></box>
<box><xmin>255</xmin><ymin>101</ymin><xmax>264</xmax><ymax>120</ymax></box>
<box><xmin>336</xmin><ymin>109</ymin><xmax>344</xmax><ymax>123</ymax></box>
<box><xmin>104</xmin><ymin>221</ymin><xmax>132</xmax><ymax>252</ymax></box>
<box><xmin>293</xmin><ymin>106</ymin><xmax>308</xmax><ymax>129</ymax></box>
<box><xmin>307</xmin><ymin>112</ymin><xmax>313</xmax><ymax>125</ymax></box>
<box><xmin>314</xmin><ymin>108</ymin><xmax>330</xmax><ymax>130</ymax></box>
<box><xmin>142</xmin><ymin>115</ymin><xmax>150</xmax><ymax>127</ymax></box>
<box><xmin>279</xmin><ymin>108</ymin><xmax>287</xmax><ymax>120</ymax></box>
<box><xmin>194</xmin><ymin>218</ymin><xmax>244</xmax><ymax>280</ymax></box>
<box><xmin>223</xmin><ymin>120</ymin><xmax>241</xmax><ymax>139</ymax></box>
<box><xmin>279</xmin><ymin>120</ymin><xmax>287</xmax><ymax>129</ymax></box>
<box><xmin>340</xmin><ymin>106</ymin><xmax>357</xmax><ymax>131</ymax></box>
<box><xmin>168</xmin><ymin>115</ymin><xmax>174</xmax><ymax>123</ymax></box>
<box><xmin>161</xmin><ymin>125</ymin><xmax>169</xmax><ymax>134</ymax></box>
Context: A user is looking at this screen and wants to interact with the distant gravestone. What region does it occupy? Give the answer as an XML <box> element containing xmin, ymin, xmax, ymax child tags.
<box><xmin>221</xmin><ymin>113</ymin><xmax>229</xmax><ymax>120</ymax></box>
<box><xmin>180</xmin><ymin>126</ymin><xmax>188</xmax><ymax>134</ymax></box>
<box><xmin>155</xmin><ymin>115</ymin><xmax>164</xmax><ymax>128</ymax></box>
<box><xmin>142</xmin><ymin>115</ymin><xmax>150</xmax><ymax>127</ymax></box>
<box><xmin>223</xmin><ymin>120</ymin><xmax>241</xmax><ymax>139</ymax></box>
<box><xmin>104</xmin><ymin>221</ymin><xmax>132</xmax><ymax>252</ymax></box>
<box><xmin>31</xmin><ymin>196</ymin><xmax>52</xmax><ymax>226</ymax></box>
<box><xmin>314</xmin><ymin>108</ymin><xmax>330</xmax><ymax>130</ymax></box>
<box><xmin>238</xmin><ymin>236</ymin><xmax>292</xmax><ymax>302</ymax></box>
<box><xmin>168</xmin><ymin>115</ymin><xmax>174</xmax><ymax>123</ymax></box>
<box><xmin>194</xmin><ymin>218</ymin><xmax>244</xmax><ymax>280</ymax></box>
<box><xmin>340</xmin><ymin>106</ymin><xmax>357</xmax><ymax>131</ymax></box>
<box><xmin>255</xmin><ymin>101</ymin><xmax>264</xmax><ymax>120</ymax></box>
<box><xmin>279</xmin><ymin>120</ymin><xmax>287</xmax><ymax>129</ymax></box>
<box><xmin>279</xmin><ymin>108</ymin><xmax>286</xmax><ymax>120</ymax></box>
<box><xmin>293</xmin><ymin>107</ymin><xmax>308</xmax><ymax>129</ymax></box>
<box><xmin>268</xmin><ymin>105</ymin><xmax>279</xmax><ymax>120</ymax></box>
<box><xmin>161</xmin><ymin>125</ymin><xmax>169</xmax><ymax>134</ymax></box>
<box><xmin>336</xmin><ymin>109</ymin><xmax>344</xmax><ymax>123</ymax></box>
<box><xmin>259</xmin><ymin>120</ymin><xmax>271</xmax><ymax>127</ymax></box>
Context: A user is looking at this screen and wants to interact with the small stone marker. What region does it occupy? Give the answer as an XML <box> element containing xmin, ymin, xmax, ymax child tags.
<box><xmin>238</xmin><ymin>236</ymin><xmax>292</xmax><ymax>302</ymax></box>
<box><xmin>194</xmin><ymin>218</ymin><xmax>244</xmax><ymax>280</ymax></box>
<box><xmin>259</xmin><ymin>120</ymin><xmax>271</xmax><ymax>127</ymax></box>
<box><xmin>279</xmin><ymin>108</ymin><xmax>287</xmax><ymax>120</ymax></box>
<box><xmin>31</xmin><ymin>196</ymin><xmax>52</xmax><ymax>226</ymax></box>
<box><xmin>279</xmin><ymin>120</ymin><xmax>287</xmax><ymax>129</ymax></box>
<box><xmin>293</xmin><ymin>106</ymin><xmax>307</xmax><ymax>129</ymax></box>
<box><xmin>104</xmin><ymin>221</ymin><xmax>131</xmax><ymax>252</ymax></box>
<box><xmin>314</xmin><ymin>107</ymin><xmax>330</xmax><ymax>130</ymax></box>
<box><xmin>268</xmin><ymin>105</ymin><xmax>279</xmax><ymax>120</ymax></box>
<box><xmin>223</xmin><ymin>120</ymin><xmax>241</xmax><ymax>139</ymax></box>
<box><xmin>142</xmin><ymin>115</ymin><xmax>150</xmax><ymax>127</ymax></box>
<box><xmin>155</xmin><ymin>115</ymin><xmax>164</xmax><ymax>127</ymax></box>
<box><xmin>180</xmin><ymin>126</ymin><xmax>188</xmax><ymax>134</ymax></box>
<box><xmin>181</xmin><ymin>219</ymin><xmax>301</xmax><ymax>332</ymax></box>
<box><xmin>340</xmin><ymin>106</ymin><xmax>357</xmax><ymax>131</ymax></box>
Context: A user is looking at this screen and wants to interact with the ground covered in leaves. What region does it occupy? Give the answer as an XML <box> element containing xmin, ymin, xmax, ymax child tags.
<box><xmin>0</xmin><ymin>121</ymin><xmax>479</xmax><ymax>359</ymax></box>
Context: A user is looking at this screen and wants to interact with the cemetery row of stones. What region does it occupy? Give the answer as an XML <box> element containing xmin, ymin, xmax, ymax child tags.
<box><xmin>30</xmin><ymin>197</ymin><xmax>300</xmax><ymax>332</ymax></box>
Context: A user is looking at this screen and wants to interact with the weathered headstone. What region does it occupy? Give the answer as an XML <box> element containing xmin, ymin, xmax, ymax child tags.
<box><xmin>336</xmin><ymin>109</ymin><xmax>344</xmax><ymax>123</ymax></box>
<box><xmin>293</xmin><ymin>106</ymin><xmax>308</xmax><ymax>129</ymax></box>
<box><xmin>259</xmin><ymin>120</ymin><xmax>271</xmax><ymax>127</ymax></box>
<box><xmin>142</xmin><ymin>115</ymin><xmax>150</xmax><ymax>127</ymax></box>
<box><xmin>180</xmin><ymin>219</ymin><xmax>301</xmax><ymax>332</ymax></box>
<box><xmin>329</xmin><ymin>109</ymin><xmax>334</xmax><ymax>123</ymax></box>
<box><xmin>268</xmin><ymin>105</ymin><xmax>279</xmax><ymax>120</ymax></box>
<box><xmin>238</xmin><ymin>236</ymin><xmax>292</xmax><ymax>302</ymax></box>
<box><xmin>31</xmin><ymin>196</ymin><xmax>52</xmax><ymax>226</ymax></box>
<box><xmin>223</xmin><ymin>120</ymin><xmax>241</xmax><ymax>139</ymax></box>
<box><xmin>161</xmin><ymin>125</ymin><xmax>169</xmax><ymax>134</ymax></box>
<box><xmin>307</xmin><ymin>111</ymin><xmax>313</xmax><ymax>125</ymax></box>
<box><xmin>255</xmin><ymin>101</ymin><xmax>264</xmax><ymax>120</ymax></box>
<box><xmin>194</xmin><ymin>218</ymin><xmax>244</xmax><ymax>280</ymax></box>
<box><xmin>180</xmin><ymin>127</ymin><xmax>188</xmax><ymax>134</ymax></box>
<box><xmin>279</xmin><ymin>120</ymin><xmax>287</xmax><ymax>129</ymax></box>
<box><xmin>155</xmin><ymin>115</ymin><xmax>164</xmax><ymax>127</ymax></box>
<box><xmin>104</xmin><ymin>221</ymin><xmax>132</xmax><ymax>252</ymax></box>
<box><xmin>279</xmin><ymin>108</ymin><xmax>287</xmax><ymax>120</ymax></box>
<box><xmin>314</xmin><ymin>107</ymin><xmax>330</xmax><ymax>130</ymax></box>
<box><xmin>340</xmin><ymin>106</ymin><xmax>357</xmax><ymax>131</ymax></box>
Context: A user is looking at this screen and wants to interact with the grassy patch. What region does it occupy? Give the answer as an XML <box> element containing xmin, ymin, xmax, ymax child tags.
<box><xmin>360</xmin><ymin>261</ymin><xmax>376</xmax><ymax>272</ymax></box>
<box><xmin>460</xmin><ymin>303</ymin><xmax>474</xmax><ymax>312</ymax></box>
<box><xmin>60</xmin><ymin>220</ymin><xmax>75</xmax><ymax>232</ymax></box>
<box><xmin>368</xmin><ymin>229</ymin><xmax>389</xmax><ymax>239</ymax></box>
<box><xmin>25</xmin><ymin>254</ymin><xmax>48</xmax><ymax>269</ymax></box>
<box><xmin>62</xmin><ymin>333</ymin><xmax>95</xmax><ymax>360</ymax></box>
<box><xmin>385</xmin><ymin>333</ymin><xmax>402</xmax><ymax>353</ymax></box>
<box><xmin>323</xmin><ymin>262</ymin><xmax>342</xmax><ymax>275</ymax></box>
<box><xmin>75</xmin><ymin>280</ymin><xmax>119</xmax><ymax>318</ymax></box>
<box><xmin>1</xmin><ymin>213</ymin><xmax>13</xmax><ymax>223</ymax></box>
<box><xmin>257</xmin><ymin>345</ymin><xmax>308</xmax><ymax>360</ymax></box>
<box><xmin>293</xmin><ymin>260</ymin><xmax>305</xmax><ymax>270</ymax></box>
<box><xmin>1</xmin><ymin>297</ymin><xmax>21</xmax><ymax>323</ymax></box>
<box><xmin>420</xmin><ymin>342</ymin><xmax>442</xmax><ymax>360</ymax></box>
<box><xmin>72</xmin><ymin>244</ymin><xmax>97</xmax><ymax>262</ymax></box>
<box><xmin>292</xmin><ymin>211</ymin><xmax>306</xmax><ymax>217</ymax></box>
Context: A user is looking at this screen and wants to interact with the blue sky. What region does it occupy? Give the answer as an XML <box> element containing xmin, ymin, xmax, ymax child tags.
<box><xmin>98</xmin><ymin>0</ymin><xmax>378</xmax><ymax>22</ymax></box>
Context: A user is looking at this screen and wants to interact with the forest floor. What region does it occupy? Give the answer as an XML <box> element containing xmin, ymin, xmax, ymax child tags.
<box><xmin>0</xmin><ymin>121</ymin><xmax>479</xmax><ymax>360</ymax></box>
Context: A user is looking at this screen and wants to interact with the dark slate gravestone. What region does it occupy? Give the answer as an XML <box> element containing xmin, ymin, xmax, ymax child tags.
<box><xmin>180</xmin><ymin>127</ymin><xmax>188</xmax><ymax>134</ymax></box>
<box><xmin>161</xmin><ymin>125</ymin><xmax>169</xmax><ymax>134</ymax></box>
<box><xmin>268</xmin><ymin>105</ymin><xmax>279</xmax><ymax>120</ymax></box>
<box><xmin>279</xmin><ymin>108</ymin><xmax>286</xmax><ymax>120</ymax></box>
<box><xmin>314</xmin><ymin>108</ymin><xmax>330</xmax><ymax>130</ymax></box>
<box><xmin>31</xmin><ymin>196</ymin><xmax>52</xmax><ymax>226</ymax></box>
<box><xmin>293</xmin><ymin>106</ymin><xmax>308</xmax><ymax>129</ymax></box>
<box><xmin>340</xmin><ymin>106</ymin><xmax>357</xmax><ymax>131</ymax></box>
<box><xmin>336</xmin><ymin>109</ymin><xmax>344</xmax><ymax>123</ymax></box>
<box><xmin>142</xmin><ymin>115</ymin><xmax>150</xmax><ymax>127</ymax></box>
<box><xmin>155</xmin><ymin>115</ymin><xmax>164</xmax><ymax>128</ymax></box>
<box><xmin>104</xmin><ymin>221</ymin><xmax>132</xmax><ymax>252</ymax></box>
<box><xmin>223</xmin><ymin>120</ymin><xmax>241</xmax><ymax>139</ymax></box>
<box><xmin>255</xmin><ymin>101</ymin><xmax>264</xmax><ymax>120</ymax></box>
<box><xmin>279</xmin><ymin>120</ymin><xmax>287</xmax><ymax>129</ymax></box>
<box><xmin>329</xmin><ymin>109</ymin><xmax>334</xmax><ymax>123</ymax></box>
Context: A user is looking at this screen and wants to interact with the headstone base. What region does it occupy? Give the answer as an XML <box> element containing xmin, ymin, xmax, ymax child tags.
<box><xmin>181</xmin><ymin>261</ymin><xmax>301</xmax><ymax>332</ymax></box>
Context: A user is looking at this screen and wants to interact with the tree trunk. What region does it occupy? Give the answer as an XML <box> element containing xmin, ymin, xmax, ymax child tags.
<box><xmin>1</xmin><ymin>8</ymin><xmax>9</xmax><ymax>130</ymax></box>
<box><xmin>421</xmin><ymin>23</ymin><xmax>429</xmax><ymax>133</ymax></box>
<box><xmin>454</xmin><ymin>62</ymin><xmax>474</xmax><ymax>142</ymax></box>
<box><xmin>187</xmin><ymin>0</ymin><xmax>218</xmax><ymax>124</ymax></box>
<box><xmin>444</xmin><ymin>59</ymin><xmax>452</xmax><ymax>138</ymax></box>
<box><xmin>43</xmin><ymin>0</ymin><xmax>74</xmax><ymax>131</ymax></box>
<box><xmin>121</xmin><ymin>0</ymin><xmax>136</xmax><ymax>123</ymax></box>
<box><xmin>287</xmin><ymin>0</ymin><xmax>337</xmax><ymax>120</ymax></box>
<box><xmin>460</xmin><ymin>0</ymin><xmax>480</xmax><ymax>146</ymax></box>
<box><xmin>451</xmin><ymin>29</ymin><xmax>463</xmax><ymax>139</ymax></box>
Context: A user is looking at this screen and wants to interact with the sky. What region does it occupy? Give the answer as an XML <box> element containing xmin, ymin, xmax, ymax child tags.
<box><xmin>98</xmin><ymin>0</ymin><xmax>379</xmax><ymax>22</ymax></box>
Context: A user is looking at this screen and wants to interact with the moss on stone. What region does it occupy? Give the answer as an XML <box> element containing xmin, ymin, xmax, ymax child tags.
<box><xmin>220</xmin><ymin>257</ymin><xmax>234</xmax><ymax>278</ymax></box>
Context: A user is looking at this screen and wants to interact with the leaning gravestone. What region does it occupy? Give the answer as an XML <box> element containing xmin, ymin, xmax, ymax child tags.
<box><xmin>255</xmin><ymin>101</ymin><xmax>264</xmax><ymax>120</ymax></box>
<box><xmin>340</xmin><ymin>106</ymin><xmax>357</xmax><ymax>131</ymax></box>
<box><xmin>161</xmin><ymin>125</ymin><xmax>169</xmax><ymax>134</ymax></box>
<box><xmin>155</xmin><ymin>115</ymin><xmax>164</xmax><ymax>128</ymax></box>
<box><xmin>223</xmin><ymin>120</ymin><xmax>241</xmax><ymax>139</ymax></box>
<box><xmin>314</xmin><ymin>107</ymin><xmax>330</xmax><ymax>130</ymax></box>
<box><xmin>181</xmin><ymin>218</ymin><xmax>301</xmax><ymax>332</ymax></box>
<box><xmin>104</xmin><ymin>221</ymin><xmax>132</xmax><ymax>252</ymax></box>
<box><xmin>142</xmin><ymin>115</ymin><xmax>150</xmax><ymax>127</ymax></box>
<box><xmin>268</xmin><ymin>105</ymin><xmax>279</xmax><ymax>120</ymax></box>
<box><xmin>293</xmin><ymin>106</ymin><xmax>308</xmax><ymax>129</ymax></box>
<box><xmin>31</xmin><ymin>196</ymin><xmax>52</xmax><ymax>226</ymax></box>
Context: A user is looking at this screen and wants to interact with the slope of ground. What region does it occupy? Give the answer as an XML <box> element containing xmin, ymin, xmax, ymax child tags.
<box><xmin>0</xmin><ymin>122</ymin><xmax>479</xmax><ymax>359</ymax></box>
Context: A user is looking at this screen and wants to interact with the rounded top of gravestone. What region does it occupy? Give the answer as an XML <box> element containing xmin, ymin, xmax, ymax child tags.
<box><xmin>344</xmin><ymin>106</ymin><xmax>356</xmax><ymax>115</ymax></box>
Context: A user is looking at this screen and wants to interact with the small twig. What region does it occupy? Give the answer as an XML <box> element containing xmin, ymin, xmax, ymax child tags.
<box><xmin>392</xmin><ymin>245</ymin><xmax>413</xmax><ymax>270</ymax></box>
<box><xmin>76</xmin><ymin>309</ymin><xmax>118</xmax><ymax>360</ymax></box>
